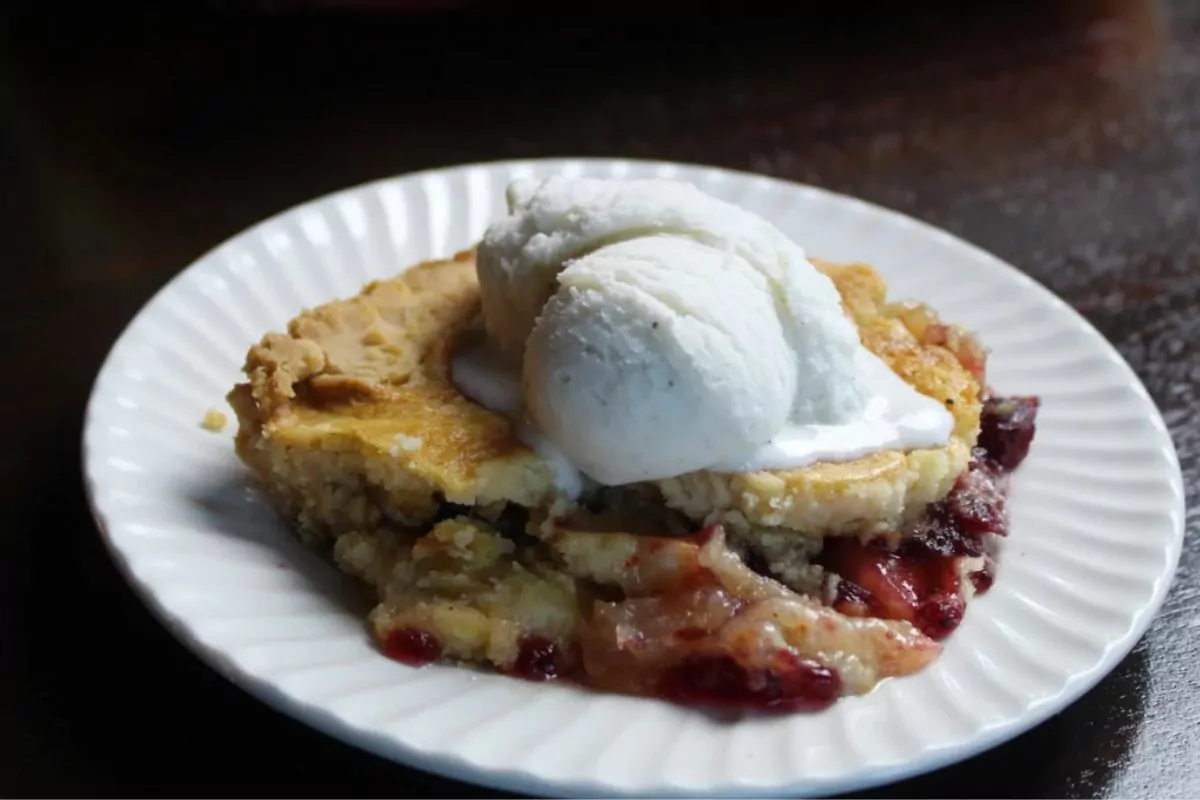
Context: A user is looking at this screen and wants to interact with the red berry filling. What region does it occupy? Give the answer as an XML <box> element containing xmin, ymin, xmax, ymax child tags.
<box><xmin>659</xmin><ymin>651</ymin><xmax>842</xmax><ymax>712</ymax></box>
<box><xmin>383</xmin><ymin>627</ymin><xmax>443</xmax><ymax>666</ymax></box>
<box><xmin>818</xmin><ymin>393</ymin><xmax>1038</xmax><ymax>639</ymax></box>
<box><xmin>510</xmin><ymin>635</ymin><xmax>561</xmax><ymax>681</ymax></box>
<box><xmin>978</xmin><ymin>395</ymin><xmax>1040</xmax><ymax>472</ymax></box>
<box><xmin>821</xmin><ymin>534</ymin><xmax>967</xmax><ymax>639</ymax></box>
<box><xmin>968</xmin><ymin>557</ymin><xmax>997</xmax><ymax>594</ymax></box>
<box><xmin>915</xmin><ymin>592</ymin><xmax>966</xmax><ymax>638</ymax></box>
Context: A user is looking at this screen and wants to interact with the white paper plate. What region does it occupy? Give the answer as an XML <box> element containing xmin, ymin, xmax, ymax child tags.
<box><xmin>82</xmin><ymin>159</ymin><xmax>1185</xmax><ymax>798</ymax></box>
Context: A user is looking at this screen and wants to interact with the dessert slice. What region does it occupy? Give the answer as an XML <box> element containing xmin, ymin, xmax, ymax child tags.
<box><xmin>227</xmin><ymin>176</ymin><xmax>1039</xmax><ymax>712</ymax></box>
<box><xmin>227</xmin><ymin>251</ymin><xmax>1036</xmax><ymax>709</ymax></box>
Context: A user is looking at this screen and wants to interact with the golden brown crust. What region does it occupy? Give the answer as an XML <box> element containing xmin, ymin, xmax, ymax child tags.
<box><xmin>244</xmin><ymin>252</ymin><xmax>477</xmax><ymax>417</ymax></box>
<box><xmin>229</xmin><ymin>250</ymin><xmax>982</xmax><ymax>538</ymax></box>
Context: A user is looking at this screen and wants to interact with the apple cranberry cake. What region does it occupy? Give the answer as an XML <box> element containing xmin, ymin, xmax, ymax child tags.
<box><xmin>227</xmin><ymin>249</ymin><xmax>1037</xmax><ymax>712</ymax></box>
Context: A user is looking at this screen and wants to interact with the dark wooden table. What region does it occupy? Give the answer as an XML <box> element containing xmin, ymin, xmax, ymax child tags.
<box><xmin>2</xmin><ymin>2</ymin><xmax>1196</xmax><ymax>797</ymax></box>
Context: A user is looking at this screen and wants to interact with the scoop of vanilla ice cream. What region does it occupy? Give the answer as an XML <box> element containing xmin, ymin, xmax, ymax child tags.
<box><xmin>476</xmin><ymin>176</ymin><xmax>871</xmax><ymax>427</ymax></box>
<box><xmin>472</xmin><ymin>175</ymin><xmax>880</xmax><ymax>486</ymax></box>
<box><xmin>523</xmin><ymin>235</ymin><xmax>797</xmax><ymax>485</ymax></box>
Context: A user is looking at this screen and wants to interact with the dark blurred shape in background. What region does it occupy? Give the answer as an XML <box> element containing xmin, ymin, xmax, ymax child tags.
<box><xmin>0</xmin><ymin>0</ymin><xmax>1169</xmax><ymax>290</ymax></box>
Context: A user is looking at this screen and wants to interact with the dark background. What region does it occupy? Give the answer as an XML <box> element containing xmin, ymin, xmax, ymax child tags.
<box><xmin>1</xmin><ymin>1</ymin><xmax>1196</xmax><ymax>797</ymax></box>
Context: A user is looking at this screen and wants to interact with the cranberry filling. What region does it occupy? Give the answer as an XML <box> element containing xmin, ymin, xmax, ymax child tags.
<box><xmin>821</xmin><ymin>534</ymin><xmax>965</xmax><ymax>638</ymax></box>
<box><xmin>978</xmin><ymin>395</ymin><xmax>1040</xmax><ymax>472</ymax></box>
<box><xmin>818</xmin><ymin>393</ymin><xmax>1038</xmax><ymax>640</ymax></box>
<box><xmin>674</xmin><ymin>627</ymin><xmax>709</xmax><ymax>642</ymax></box>
<box><xmin>384</xmin><ymin>627</ymin><xmax>443</xmax><ymax>666</ymax></box>
<box><xmin>659</xmin><ymin>651</ymin><xmax>842</xmax><ymax>712</ymax></box>
<box><xmin>832</xmin><ymin>577</ymin><xmax>876</xmax><ymax>615</ymax></box>
<box><xmin>968</xmin><ymin>556</ymin><xmax>997</xmax><ymax>594</ymax></box>
<box><xmin>915</xmin><ymin>592</ymin><xmax>965</xmax><ymax>638</ymax></box>
<box><xmin>510</xmin><ymin>635</ymin><xmax>561</xmax><ymax>681</ymax></box>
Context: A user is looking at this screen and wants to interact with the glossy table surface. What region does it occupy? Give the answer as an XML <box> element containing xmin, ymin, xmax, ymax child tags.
<box><xmin>0</xmin><ymin>2</ymin><xmax>1195</xmax><ymax>797</ymax></box>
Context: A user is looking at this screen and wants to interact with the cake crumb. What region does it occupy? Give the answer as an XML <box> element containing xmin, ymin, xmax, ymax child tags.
<box><xmin>201</xmin><ymin>408</ymin><xmax>228</xmax><ymax>432</ymax></box>
<box><xmin>391</xmin><ymin>434</ymin><xmax>423</xmax><ymax>453</ymax></box>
